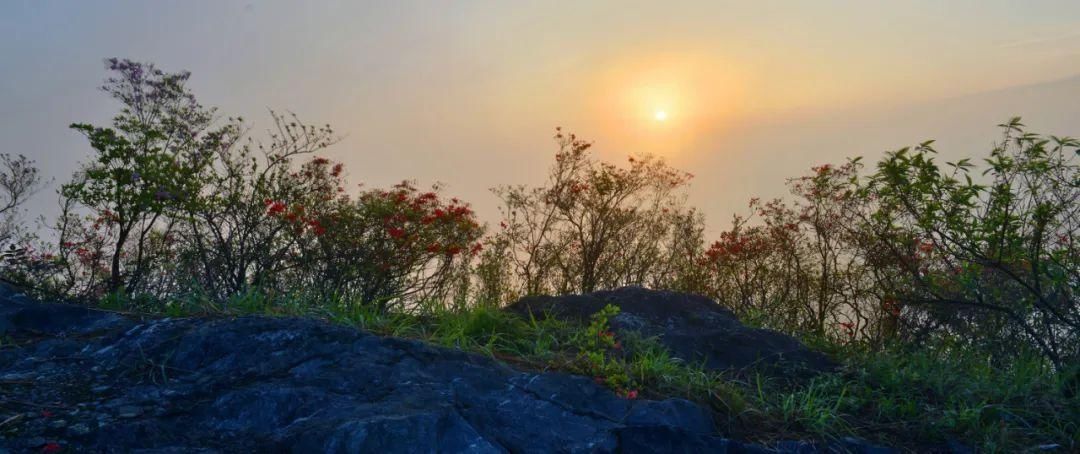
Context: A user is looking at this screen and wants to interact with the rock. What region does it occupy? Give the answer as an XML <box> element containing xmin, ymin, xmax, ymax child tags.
<box><xmin>0</xmin><ymin>285</ymin><xmax>819</xmax><ymax>453</ymax></box>
<box><xmin>116</xmin><ymin>406</ymin><xmax>143</xmax><ymax>419</ymax></box>
<box><xmin>0</xmin><ymin>284</ymin><xmax>130</xmax><ymax>337</ymax></box>
<box><xmin>505</xmin><ymin>287</ymin><xmax>836</xmax><ymax>376</ymax></box>
<box><xmin>66</xmin><ymin>423</ymin><xmax>92</xmax><ymax>436</ymax></box>
<box><xmin>0</xmin><ymin>284</ymin><xmax>893</xmax><ymax>453</ymax></box>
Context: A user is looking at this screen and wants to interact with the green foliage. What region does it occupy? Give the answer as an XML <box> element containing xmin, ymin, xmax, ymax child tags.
<box><xmin>859</xmin><ymin>118</ymin><xmax>1080</xmax><ymax>366</ymax></box>
<box><xmin>754</xmin><ymin>344</ymin><xmax>1078</xmax><ymax>451</ymax></box>
<box><xmin>572</xmin><ymin>304</ymin><xmax>636</xmax><ymax>396</ymax></box>
<box><xmin>60</xmin><ymin>59</ymin><xmax>222</xmax><ymax>296</ymax></box>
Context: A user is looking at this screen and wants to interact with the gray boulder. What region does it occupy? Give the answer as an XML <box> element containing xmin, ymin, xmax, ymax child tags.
<box><xmin>505</xmin><ymin>287</ymin><xmax>836</xmax><ymax>377</ymax></box>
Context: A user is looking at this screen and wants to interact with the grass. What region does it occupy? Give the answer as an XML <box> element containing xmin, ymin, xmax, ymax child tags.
<box><xmin>93</xmin><ymin>289</ymin><xmax>1078</xmax><ymax>452</ymax></box>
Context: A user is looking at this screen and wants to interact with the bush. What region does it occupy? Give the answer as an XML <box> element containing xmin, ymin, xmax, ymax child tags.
<box><xmin>492</xmin><ymin>128</ymin><xmax>701</xmax><ymax>298</ymax></box>
<box><xmin>48</xmin><ymin>59</ymin><xmax>482</xmax><ymax>313</ymax></box>
<box><xmin>863</xmin><ymin>118</ymin><xmax>1079</xmax><ymax>367</ymax></box>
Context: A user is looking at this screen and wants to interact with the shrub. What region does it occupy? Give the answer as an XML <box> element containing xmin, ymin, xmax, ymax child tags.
<box><xmin>51</xmin><ymin>59</ymin><xmax>482</xmax><ymax>313</ymax></box>
<box><xmin>493</xmin><ymin>128</ymin><xmax>700</xmax><ymax>297</ymax></box>
<box><xmin>298</xmin><ymin>181</ymin><xmax>484</xmax><ymax>312</ymax></box>
<box><xmin>863</xmin><ymin>118</ymin><xmax>1080</xmax><ymax>367</ymax></box>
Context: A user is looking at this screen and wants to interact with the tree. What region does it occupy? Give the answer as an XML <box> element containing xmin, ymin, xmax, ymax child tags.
<box><xmin>0</xmin><ymin>154</ymin><xmax>45</xmax><ymax>283</ymax></box>
<box><xmin>61</xmin><ymin>58</ymin><xmax>223</xmax><ymax>295</ymax></box>
<box><xmin>0</xmin><ymin>154</ymin><xmax>43</xmax><ymax>246</ymax></box>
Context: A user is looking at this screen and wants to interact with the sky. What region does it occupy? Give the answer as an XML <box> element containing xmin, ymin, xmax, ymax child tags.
<box><xmin>3</xmin><ymin>0</ymin><xmax>1080</xmax><ymax>234</ymax></box>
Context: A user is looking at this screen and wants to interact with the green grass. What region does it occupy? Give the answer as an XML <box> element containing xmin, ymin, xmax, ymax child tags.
<box><xmin>97</xmin><ymin>289</ymin><xmax>1078</xmax><ymax>452</ymax></box>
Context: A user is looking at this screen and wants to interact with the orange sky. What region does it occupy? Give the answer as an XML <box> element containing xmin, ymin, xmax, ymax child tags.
<box><xmin>3</xmin><ymin>1</ymin><xmax>1080</xmax><ymax>234</ymax></box>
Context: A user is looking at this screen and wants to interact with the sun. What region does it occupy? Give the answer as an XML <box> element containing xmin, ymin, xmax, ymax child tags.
<box><xmin>654</xmin><ymin>110</ymin><xmax>668</xmax><ymax>121</ymax></box>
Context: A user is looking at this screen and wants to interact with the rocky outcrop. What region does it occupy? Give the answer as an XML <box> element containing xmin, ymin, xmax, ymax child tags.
<box><xmin>0</xmin><ymin>287</ymin><xmax>749</xmax><ymax>453</ymax></box>
<box><xmin>506</xmin><ymin>287</ymin><xmax>836</xmax><ymax>377</ymax></box>
<box><xmin>0</xmin><ymin>286</ymin><xmax>888</xmax><ymax>453</ymax></box>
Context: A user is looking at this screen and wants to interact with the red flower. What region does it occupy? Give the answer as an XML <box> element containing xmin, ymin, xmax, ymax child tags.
<box><xmin>625</xmin><ymin>390</ymin><xmax>639</xmax><ymax>400</ymax></box>
<box><xmin>882</xmin><ymin>299</ymin><xmax>902</xmax><ymax>317</ymax></box>
<box><xmin>267</xmin><ymin>201</ymin><xmax>287</xmax><ymax>216</ymax></box>
<box><xmin>307</xmin><ymin>219</ymin><xmax>326</xmax><ymax>236</ymax></box>
<box><xmin>41</xmin><ymin>442</ymin><xmax>62</xmax><ymax>453</ymax></box>
<box><xmin>387</xmin><ymin>227</ymin><xmax>406</xmax><ymax>239</ymax></box>
<box><xmin>838</xmin><ymin>322</ymin><xmax>856</xmax><ymax>339</ymax></box>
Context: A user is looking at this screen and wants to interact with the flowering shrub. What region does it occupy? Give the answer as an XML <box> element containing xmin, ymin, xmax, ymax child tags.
<box><xmin>698</xmin><ymin>160</ymin><xmax>883</xmax><ymax>340</ymax></box>
<box><xmin>297</xmin><ymin>181</ymin><xmax>484</xmax><ymax>311</ymax></box>
<box><xmin>42</xmin><ymin>59</ymin><xmax>483</xmax><ymax>313</ymax></box>
<box><xmin>697</xmin><ymin>119</ymin><xmax>1079</xmax><ymax>366</ymax></box>
<box><xmin>493</xmin><ymin>128</ymin><xmax>700</xmax><ymax>297</ymax></box>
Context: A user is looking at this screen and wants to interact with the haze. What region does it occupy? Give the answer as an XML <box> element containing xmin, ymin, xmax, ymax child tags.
<box><xmin>3</xmin><ymin>0</ymin><xmax>1080</xmax><ymax>233</ymax></box>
